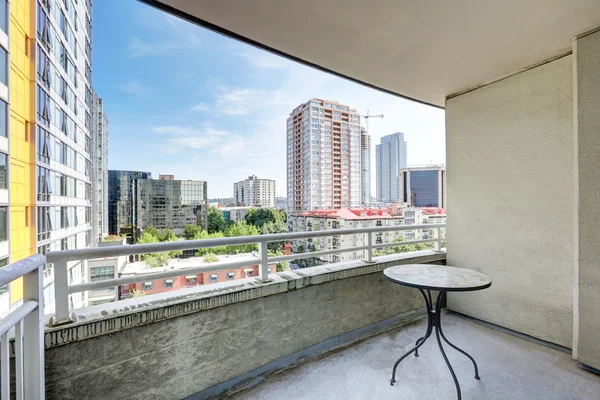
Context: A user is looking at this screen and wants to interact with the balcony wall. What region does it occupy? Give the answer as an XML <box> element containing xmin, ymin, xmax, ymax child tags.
<box><xmin>446</xmin><ymin>55</ymin><xmax>575</xmax><ymax>348</ymax></box>
<box><xmin>574</xmin><ymin>28</ymin><xmax>600</xmax><ymax>370</ymax></box>
<box><xmin>43</xmin><ymin>251</ymin><xmax>445</xmax><ymax>400</ymax></box>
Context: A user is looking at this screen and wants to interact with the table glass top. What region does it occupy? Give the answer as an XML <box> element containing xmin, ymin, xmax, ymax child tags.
<box><xmin>383</xmin><ymin>264</ymin><xmax>492</xmax><ymax>291</ymax></box>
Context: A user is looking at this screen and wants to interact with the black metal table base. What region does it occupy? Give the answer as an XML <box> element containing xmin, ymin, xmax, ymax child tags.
<box><xmin>389</xmin><ymin>290</ymin><xmax>480</xmax><ymax>400</ymax></box>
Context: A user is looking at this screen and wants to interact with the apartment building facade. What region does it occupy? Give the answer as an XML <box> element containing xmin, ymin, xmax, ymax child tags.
<box><xmin>360</xmin><ymin>127</ymin><xmax>371</xmax><ymax>206</ymax></box>
<box><xmin>287</xmin><ymin>99</ymin><xmax>361</xmax><ymax>213</ymax></box>
<box><xmin>376</xmin><ymin>132</ymin><xmax>407</xmax><ymax>203</ymax></box>
<box><xmin>233</xmin><ymin>175</ymin><xmax>275</xmax><ymax>207</ymax></box>
<box><xmin>288</xmin><ymin>208</ymin><xmax>405</xmax><ymax>263</ymax></box>
<box><xmin>400</xmin><ymin>165</ymin><xmax>446</xmax><ymax>208</ymax></box>
<box><xmin>1</xmin><ymin>0</ymin><xmax>98</xmax><ymax>315</ymax></box>
<box><xmin>92</xmin><ymin>92</ymin><xmax>108</xmax><ymax>244</ymax></box>
<box><xmin>132</xmin><ymin>178</ymin><xmax>208</xmax><ymax>236</ymax></box>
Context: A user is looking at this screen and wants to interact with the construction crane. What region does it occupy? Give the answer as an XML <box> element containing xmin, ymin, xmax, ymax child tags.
<box><xmin>362</xmin><ymin>110</ymin><xmax>384</xmax><ymax>134</ymax></box>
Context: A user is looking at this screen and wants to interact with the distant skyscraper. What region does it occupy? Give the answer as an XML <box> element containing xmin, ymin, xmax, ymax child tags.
<box><xmin>108</xmin><ymin>170</ymin><xmax>152</xmax><ymax>241</ymax></box>
<box><xmin>234</xmin><ymin>175</ymin><xmax>275</xmax><ymax>207</ymax></box>
<box><xmin>92</xmin><ymin>93</ymin><xmax>109</xmax><ymax>244</ymax></box>
<box><xmin>287</xmin><ymin>99</ymin><xmax>361</xmax><ymax>213</ymax></box>
<box><xmin>360</xmin><ymin>127</ymin><xmax>371</xmax><ymax>206</ymax></box>
<box><xmin>400</xmin><ymin>166</ymin><xmax>446</xmax><ymax>207</ymax></box>
<box><xmin>376</xmin><ymin>133</ymin><xmax>407</xmax><ymax>203</ymax></box>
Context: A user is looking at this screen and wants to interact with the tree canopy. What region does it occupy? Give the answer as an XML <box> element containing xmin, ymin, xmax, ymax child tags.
<box><xmin>139</xmin><ymin>227</ymin><xmax>182</xmax><ymax>268</ymax></box>
<box><xmin>208</xmin><ymin>207</ymin><xmax>231</xmax><ymax>234</ymax></box>
<box><xmin>245</xmin><ymin>208</ymin><xmax>285</xmax><ymax>228</ymax></box>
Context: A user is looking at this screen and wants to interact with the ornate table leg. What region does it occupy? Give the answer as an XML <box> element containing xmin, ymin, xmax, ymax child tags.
<box><xmin>438</xmin><ymin>292</ymin><xmax>480</xmax><ymax>380</ymax></box>
<box><xmin>390</xmin><ymin>289</ymin><xmax>433</xmax><ymax>386</ymax></box>
<box><xmin>434</xmin><ymin>291</ymin><xmax>461</xmax><ymax>399</ymax></box>
<box><xmin>390</xmin><ymin>290</ymin><xmax>481</xmax><ymax>400</ymax></box>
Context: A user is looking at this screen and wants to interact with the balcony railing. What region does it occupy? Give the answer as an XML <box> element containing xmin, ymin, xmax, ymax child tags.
<box><xmin>45</xmin><ymin>223</ymin><xmax>446</xmax><ymax>326</ymax></box>
<box><xmin>0</xmin><ymin>255</ymin><xmax>45</xmax><ymax>400</ymax></box>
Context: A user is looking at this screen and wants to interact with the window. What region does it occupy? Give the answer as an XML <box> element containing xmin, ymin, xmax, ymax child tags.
<box><xmin>0</xmin><ymin>99</ymin><xmax>6</xmax><ymax>138</ymax></box>
<box><xmin>0</xmin><ymin>207</ymin><xmax>5</xmax><ymax>242</ymax></box>
<box><xmin>209</xmin><ymin>274</ymin><xmax>218</xmax><ymax>283</ymax></box>
<box><xmin>0</xmin><ymin>153</ymin><xmax>5</xmax><ymax>189</ymax></box>
<box><xmin>244</xmin><ymin>268</ymin><xmax>254</xmax><ymax>277</ymax></box>
<box><xmin>142</xmin><ymin>281</ymin><xmax>153</xmax><ymax>290</ymax></box>
<box><xmin>227</xmin><ymin>272</ymin><xmax>235</xmax><ymax>280</ymax></box>
<box><xmin>90</xmin><ymin>266</ymin><xmax>114</xmax><ymax>282</ymax></box>
<box><xmin>0</xmin><ymin>257</ymin><xmax>7</xmax><ymax>295</ymax></box>
<box><xmin>0</xmin><ymin>47</ymin><xmax>6</xmax><ymax>86</ymax></box>
<box><xmin>185</xmin><ymin>275</ymin><xmax>197</xmax><ymax>284</ymax></box>
<box><xmin>164</xmin><ymin>279</ymin><xmax>174</xmax><ymax>288</ymax></box>
<box><xmin>0</xmin><ymin>0</ymin><xmax>6</xmax><ymax>34</ymax></box>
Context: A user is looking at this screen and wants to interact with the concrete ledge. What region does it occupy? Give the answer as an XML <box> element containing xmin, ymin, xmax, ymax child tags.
<box><xmin>45</xmin><ymin>250</ymin><xmax>445</xmax><ymax>348</ymax></box>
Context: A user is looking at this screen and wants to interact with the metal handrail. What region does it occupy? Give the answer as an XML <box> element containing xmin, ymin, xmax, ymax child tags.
<box><xmin>48</xmin><ymin>224</ymin><xmax>446</xmax><ymax>325</ymax></box>
<box><xmin>0</xmin><ymin>255</ymin><xmax>45</xmax><ymax>400</ymax></box>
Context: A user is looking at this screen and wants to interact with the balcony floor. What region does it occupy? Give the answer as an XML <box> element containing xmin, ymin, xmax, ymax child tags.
<box><xmin>232</xmin><ymin>313</ymin><xmax>600</xmax><ymax>400</ymax></box>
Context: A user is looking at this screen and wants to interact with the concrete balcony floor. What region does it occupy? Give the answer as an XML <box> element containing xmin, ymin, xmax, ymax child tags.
<box><xmin>232</xmin><ymin>313</ymin><xmax>600</xmax><ymax>400</ymax></box>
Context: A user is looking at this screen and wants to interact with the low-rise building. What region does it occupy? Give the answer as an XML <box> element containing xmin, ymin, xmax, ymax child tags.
<box><xmin>288</xmin><ymin>208</ymin><xmax>405</xmax><ymax>263</ymax></box>
<box><xmin>117</xmin><ymin>254</ymin><xmax>278</xmax><ymax>299</ymax></box>
<box><xmin>219</xmin><ymin>206</ymin><xmax>252</xmax><ymax>222</ymax></box>
<box><xmin>86</xmin><ymin>237</ymin><xmax>128</xmax><ymax>306</ymax></box>
<box><xmin>274</xmin><ymin>197</ymin><xmax>287</xmax><ymax>210</ymax></box>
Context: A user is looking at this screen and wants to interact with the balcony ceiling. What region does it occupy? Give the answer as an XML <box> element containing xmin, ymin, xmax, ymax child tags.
<box><xmin>146</xmin><ymin>0</ymin><xmax>600</xmax><ymax>107</ymax></box>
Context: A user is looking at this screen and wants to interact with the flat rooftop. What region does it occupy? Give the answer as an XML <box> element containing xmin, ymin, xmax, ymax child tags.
<box><xmin>232</xmin><ymin>313</ymin><xmax>600</xmax><ymax>400</ymax></box>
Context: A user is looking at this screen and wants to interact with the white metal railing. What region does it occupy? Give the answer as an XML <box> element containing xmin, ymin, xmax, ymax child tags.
<box><xmin>0</xmin><ymin>255</ymin><xmax>45</xmax><ymax>400</ymax></box>
<box><xmin>46</xmin><ymin>224</ymin><xmax>446</xmax><ymax>325</ymax></box>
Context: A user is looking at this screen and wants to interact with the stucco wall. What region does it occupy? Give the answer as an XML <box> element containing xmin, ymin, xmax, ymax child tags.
<box><xmin>445</xmin><ymin>56</ymin><xmax>574</xmax><ymax>347</ymax></box>
<box><xmin>574</xmin><ymin>29</ymin><xmax>600</xmax><ymax>370</ymax></box>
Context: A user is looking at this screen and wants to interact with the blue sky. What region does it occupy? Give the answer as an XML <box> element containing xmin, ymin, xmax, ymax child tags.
<box><xmin>93</xmin><ymin>1</ymin><xmax>445</xmax><ymax>198</ymax></box>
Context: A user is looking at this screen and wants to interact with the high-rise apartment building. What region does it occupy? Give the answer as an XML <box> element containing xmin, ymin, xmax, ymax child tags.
<box><xmin>31</xmin><ymin>0</ymin><xmax>96</xmax><ymax>314</ymax></box>
<box><xmin>108</xmin><ymin>170</ymin><xmax>152</xmax><ymax>241</ymax></box>
<box><xmin>360</xmin><ymin>127</ymin><xmax>371</xmax><ymax>206</ymax></box>
<box><xmin>133</xmin><ymin>179</ymin><xmax>207</xmax><ymax>236</ymax></box>
<box><xmin>400</xmin><ymin>166</ymin><xmax>446</xmax><ymax>208</ymax></box>
<box><xmin>234</xmin><ymin>175</ymin><xmax>275</xmax><ymax>207</ymax></box>
<box><xmin>92</xmin><ymin>92</ymin><xmax>108</xmax><ymax>244</ymax></box>
<box><xmin>287</xmin><ymin>99</ymin><xmax>361</xmax><ymax>213</ymax></box>
<box><xmin>376</xmin><ymin>132</ymin><xmax>407</xmax><ymax>203</ymax></box>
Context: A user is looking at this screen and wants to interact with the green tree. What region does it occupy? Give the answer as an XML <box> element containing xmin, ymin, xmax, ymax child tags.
<box><xmin>260</xmin><ymin>220</ymin><xmax>288</xmax><ymax>252</ymax></box>
<box><xmin>244</xmin><ymin>208</ymin><xmax>284</xmax><ymax>228</ymax></box>
<box><xmin>208</xmin><ymin>207</ymin><xmax>229</xmax><ymax>234</ymax></box>
<box><xmin>144</xmin><ymin>226</ymin><xmax>159</xmax><ymax>238</ymax></box>
<box><xmin>183</xmin><ymin>224</ymin><xmax>202</xmax><ymax>240</ymax></box>
<box><xmin>224</xmin><ymin>221</ymin><xmax>259</xmax><ymax>254</ymax></box>
<box><xmin>269</xmin><ymin>250</ymin><xmax>290</xmax><ymax>272</ymax></box>
<box><xmin>138</xmin><ymin>228</ymin><xmax>182</xmax><ymax>267</ymax></box>
<box><xmin>203</xmin><ymin>253</ymin><xmax>219</xmax><ymax>263</ymax></box>
<box><xmin>194</xmin><ymin>230</ymin><xmax>228</xmax><ymax>256</ymax></box>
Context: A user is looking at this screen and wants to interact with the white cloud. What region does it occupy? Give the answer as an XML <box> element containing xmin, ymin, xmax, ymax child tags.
<box><xmin>128</xmin><ymin>37</ymin><xmax>184</xmax><ymax>58</ymax></box>
<box><xmin>118</xmin><ymin>80</ymin><xmax>151</xmax><ymax>96</ymax></box>
<box><xmin>153</xmin><ymin>126</ymin><xmax>232</xmax><ymax>151</ymax></box>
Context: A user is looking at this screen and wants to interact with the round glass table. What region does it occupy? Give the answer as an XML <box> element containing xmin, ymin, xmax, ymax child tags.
<box><xmin>384</xmin><ymin>264</ymin><xmax>492</xmax><ymax>400</ymax></box>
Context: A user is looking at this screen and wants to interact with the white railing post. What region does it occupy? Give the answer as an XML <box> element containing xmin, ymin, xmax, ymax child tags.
<box><xmin>22</xmin><ymin>262</ymin><xmax>45</xmax><ymax>399</ymax></box>
<box><xmin>259</xmin><ymin>240</ymin><xmax>270</xmax><ymax>282</ymax></box>
<box><xmin>434</xmin><ymin>227</ymin><xmax>442</xmax><ymax>251</ymax></box>
<box><xmin>52</xmin><ymin>259</ymin><xmax>73</xmax><ymax>325</ymax></box>
<box><xmin>366</xmin><ymin>232</ymin><xmax>373</xmax><ymax>263</ymax></box>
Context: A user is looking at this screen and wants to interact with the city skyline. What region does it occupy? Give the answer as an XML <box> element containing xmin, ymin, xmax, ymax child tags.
<box><xmin>94</xmin><ymin>1</ymin><xmax>445</xmax><ymax>199</ymax></box>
